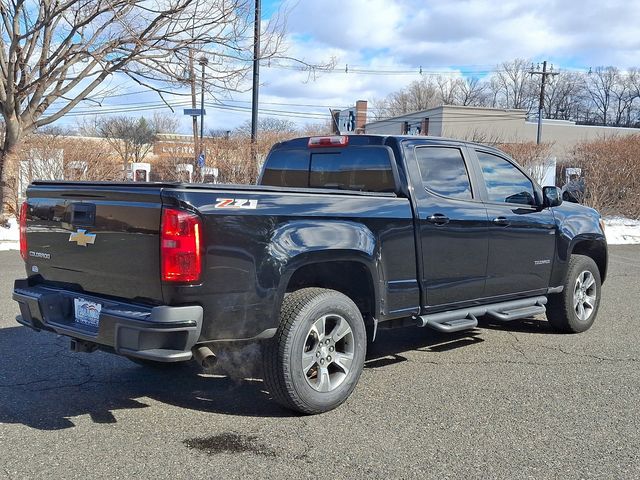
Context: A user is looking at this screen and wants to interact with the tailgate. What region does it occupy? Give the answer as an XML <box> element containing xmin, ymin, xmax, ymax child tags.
<box><xmin>24</xmin><ymin>183</ymin><xmax>164</xmax><ymax>303</ymax></box>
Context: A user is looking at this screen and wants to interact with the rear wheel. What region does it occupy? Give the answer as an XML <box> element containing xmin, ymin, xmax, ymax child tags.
<box><xmin>547</xmin><ymin>254</ymin><xmax>601</xmax><ymax>333</ymax></box>
<box><xmin>263</xmin><ymin>288</ymin><xmax>367</xmax><ymax>414</ymax></box>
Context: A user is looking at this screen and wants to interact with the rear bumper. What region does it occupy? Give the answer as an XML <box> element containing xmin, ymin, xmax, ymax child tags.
<box><xmin>12</xmin><ymin>279</ymin><xmax>203</xmax><ymax>362</ymax></box>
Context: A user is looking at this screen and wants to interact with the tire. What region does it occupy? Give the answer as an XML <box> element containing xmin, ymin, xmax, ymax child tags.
<box><xmin>263</xmin><ymin>288</ymin><xmax>367</xmax><ymax>414</ymax></box>
<box><xmin>547</xmin><ymin>254</ymin><xmax>602</xmax><ymax>333</ymax></box>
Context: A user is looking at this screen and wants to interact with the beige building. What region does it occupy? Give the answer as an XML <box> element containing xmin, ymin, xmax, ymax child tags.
<box><xmin>364</xmin><ymin>105</ymin><xmax>640</xmax><ymax>159</ymax></box>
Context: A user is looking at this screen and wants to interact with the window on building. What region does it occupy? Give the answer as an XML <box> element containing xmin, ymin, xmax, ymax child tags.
<box><xmin>421</xmin><ymin>118</ymin><xmax>430</xmax><ymax>136</ymax></box>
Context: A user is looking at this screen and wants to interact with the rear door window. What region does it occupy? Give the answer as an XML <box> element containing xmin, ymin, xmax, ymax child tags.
<box><xmin>415</xmin><ymin>147</ymin><xmax>473</xmax><ymax>200</ymax></box>
<box><xmin>309</xmin><ymin>147</ymin><xmax>396</xmax><ymax>192</ymax></box>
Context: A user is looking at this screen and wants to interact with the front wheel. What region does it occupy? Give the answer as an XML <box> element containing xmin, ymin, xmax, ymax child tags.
<box><xmin>263</xmin><ymin>288</ymin><xmax>367</xmax><ymax>414</ymax></box>
<box><xmin>547</xmin><ymin>254</ymin><xmax>602</xmax><ymax>333</ymax></box>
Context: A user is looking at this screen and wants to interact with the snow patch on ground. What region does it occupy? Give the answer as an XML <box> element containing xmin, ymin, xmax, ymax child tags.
<box><xmin>0</xmin><ymin>216</ymin><xmax>19</xmax><ymax>250</ymax></box>
<box><xmin>0</xmin><ymin>242</ymin><xmax>19</xmax><ymax>251</ymax></box>
<box><xmin>604</xmin><ymin>216</ymin><xmax>640</xmax><ymax>245</ymax></box>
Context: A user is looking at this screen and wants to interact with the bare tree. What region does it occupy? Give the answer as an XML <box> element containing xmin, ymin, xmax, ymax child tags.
<box><xmin>610</xmin><ymin>75</ymin><xmax>635</xmax><ymax>126</ymax></box>
<box><xmin>2</xmin><ymin>132</ymin><xmax>119</xmax><ymax>215</ymax></box>
<box><xmin>373</xmin><ymin>78</ymin><xmax>441</xmax><ymax>118</ymax></box>
<box><xmin>0</xmin><ymin>0</ymin><xmax>288</xmax><ymax>212</ymax></box>
<box><xmin>96</xmin><ymin>116</ymin><xmax>155</xmax><ymax>172</ymax></box>
<box><xmin>628</xmin><ymin>68</ymin><xmax>640</xmax><ymax>100</ymax></box>
<box><xmin>436</xmin><ymin>76</ymin><xmax>458</xmax><ymax>105</ymax></box>
<box><xmin>454</xmin><ymin>77</ymin><xmax>489</xmax><ymax>106</ymax></box>
<box><xmin>487</xmin><ymin>76</ymin><xmax>502</xmax><ymax>108</ymax></box>
<box><xmin>543</xmin><ymin>71</ymin><xmax>584</xmax><ymax>120</ymax></box>
<box><xmin>583</xmin><ymin>67</ymin><xmax>619</xmax><ymax>124</ymax></box>
<box><xmin>234</xmin><ymin>117</ymin><xmax>299</xmax><ymax>136</ymax></box>
<box><xmin>151</xmin><ymin>112</ymin><xmax>179</xmax><ymax>135</ymax></box>
<box><xmin>627</xmin><ymin>68</ymin><xmax>640</xmax><ymax>126</ymax></box>
<box><xmin>491</xmin><ymin>59</ymin><xmax>536</xmax><ymax>110</ymax></box>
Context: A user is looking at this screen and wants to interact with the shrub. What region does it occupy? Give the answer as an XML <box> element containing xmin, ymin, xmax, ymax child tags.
<box><xmin>567</xmin><ymin>134</ymin><xmax>640</xmax><ymax>218</ymax></box>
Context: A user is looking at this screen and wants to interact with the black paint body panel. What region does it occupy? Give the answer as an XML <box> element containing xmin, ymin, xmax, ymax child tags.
<box><xmin>24</xmin><ymin>184</ymin><xmax>163</xmax><ymax>303</ymax></box>
<box><xmin>20</xmin><ymin>136</ymin><xmax>607</xmax><ymax>342</ymax></box>
<box><xmin>161</xmin><ymin>187</ymin><xmax>419</xmax><ymax>340</ymax></box>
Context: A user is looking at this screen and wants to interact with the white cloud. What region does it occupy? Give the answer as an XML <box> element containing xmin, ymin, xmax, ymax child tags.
<box><xmin>54</xmin><ymin>0</ymin><xmax>640</xmax><ymax>131</ymax></box>
<box><xmin>250</xmin><ymin>0</ymin><xmax>640</xmax><ymax>128</ymax></box>
<box><xmin>287</xmin><ymin>0</ymin><xmax>405</xmax><ymax>50</ymax></box>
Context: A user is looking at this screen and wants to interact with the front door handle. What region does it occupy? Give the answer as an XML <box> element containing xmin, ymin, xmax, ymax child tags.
<box><xmin>427</xmin><ymin>214</ymin><xmax>450</xmax><ymax>225</ymax></box>
<box><xmin>492</xmin><ymin>216</ymin><xmax>510</xmax><ymax>226</ymax></box>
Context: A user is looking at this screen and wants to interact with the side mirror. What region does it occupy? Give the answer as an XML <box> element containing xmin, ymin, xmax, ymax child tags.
<box><xmin>542</xmin><ymin>186</ymin><xmax>563</xmax><ymax>207</ymax></box>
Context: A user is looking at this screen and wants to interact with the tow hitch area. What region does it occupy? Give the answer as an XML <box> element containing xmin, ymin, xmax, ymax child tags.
<box><xmin>70</xmin><ymin>338</ymin><xmax>98</xmax><ymax>353</ymax></box>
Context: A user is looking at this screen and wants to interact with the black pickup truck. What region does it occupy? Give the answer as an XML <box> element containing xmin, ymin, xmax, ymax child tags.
<box><xmin>13</xmin><ymin>135</ymin><xmax>607</xmax><ymax>414</ymax></box>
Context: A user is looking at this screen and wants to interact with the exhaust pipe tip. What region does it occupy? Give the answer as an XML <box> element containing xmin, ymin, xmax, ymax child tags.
<box><xmin>192</xmin><ymin>345</ymin><xmax>217</xmax><ymax>371</ymax></box>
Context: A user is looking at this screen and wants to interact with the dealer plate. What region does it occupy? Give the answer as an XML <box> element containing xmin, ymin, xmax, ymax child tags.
<box><xmin>74</xmin><ymin>298</ymin><xmax>102</xmax><ymax>328</ymax></box>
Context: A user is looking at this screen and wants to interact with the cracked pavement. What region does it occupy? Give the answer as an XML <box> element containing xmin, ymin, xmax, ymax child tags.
<box><xmin>1</xmin><ymin>247</ymin><xmax>639</xmax><ymax>479</ymax></box>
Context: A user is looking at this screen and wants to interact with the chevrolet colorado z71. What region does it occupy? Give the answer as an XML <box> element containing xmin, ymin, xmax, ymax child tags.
<box><xmin>13</xmin><ymin>135</ymin><xmax>607</xmax><ymax>414</ymax></box>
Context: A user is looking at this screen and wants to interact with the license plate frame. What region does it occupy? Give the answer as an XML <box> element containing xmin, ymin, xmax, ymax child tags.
<box><xmin>74</xmin><ymin>298</ymin><xmax>102</xmax><ymax>328</ymax></box>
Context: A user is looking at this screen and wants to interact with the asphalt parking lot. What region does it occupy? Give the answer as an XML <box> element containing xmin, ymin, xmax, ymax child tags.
<box><xmin>1</xmin><ymin>247</ymin><xmax>639</xmax><ymax>479</ymax></box>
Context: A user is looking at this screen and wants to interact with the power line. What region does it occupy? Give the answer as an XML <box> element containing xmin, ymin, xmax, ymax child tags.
<box><xmin>39</xmin><ymin>60</ymin><xmax>638</xmax><ymax>126</ymax></box>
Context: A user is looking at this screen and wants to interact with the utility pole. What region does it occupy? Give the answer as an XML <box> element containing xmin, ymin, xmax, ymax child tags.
<box><xmin>250</xmin><ymin>0</ymin><xmax>261</xmax><ymax>161</ymax></box>
<box><xmin>189</xmin><ymin>49</ymin><xmax>199</xmax><ymax>166</ymax></box>
<box><xmin>198</xmin><ymin>55</ymin><xmax>208</xmax><ymax>182</ymax></box>
<box><xmin>530</xmin><ymin>61</ymin><xmax>559</xmax><ymax>144</ymax></box>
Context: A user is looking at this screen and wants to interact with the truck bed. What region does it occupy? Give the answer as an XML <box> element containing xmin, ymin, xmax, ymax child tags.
<box><xmin>23</xmin><ymin>180</ymin><xmax>418</xmax><ymax>342</ymax></box>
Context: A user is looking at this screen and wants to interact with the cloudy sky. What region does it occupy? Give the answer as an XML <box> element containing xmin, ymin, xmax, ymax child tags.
<box><xmin>58</xmin><ymin>0</ymin><xmax>640</xmax><ymax>133</ymax></box>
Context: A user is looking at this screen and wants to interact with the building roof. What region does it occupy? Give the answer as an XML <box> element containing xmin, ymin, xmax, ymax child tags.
<box><xmin>365</xmin><ymin>104</ymin><xmax>527</xmax><ymax>128</ymax></box>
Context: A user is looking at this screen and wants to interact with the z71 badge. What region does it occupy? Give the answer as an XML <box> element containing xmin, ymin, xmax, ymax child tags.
<box><xmin>215</xmin><ymin>198</ymin><xmax>258</xmax><ymax>209</ymax></box>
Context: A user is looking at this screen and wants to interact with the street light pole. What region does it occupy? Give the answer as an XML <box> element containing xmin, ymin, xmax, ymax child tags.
<box><xmin>189</xmin><ymin>49</ymin><xmax>198</xmax><ymax>168</ymax></box>
<box><xmin>198</xmin><ymin>56</ymin><xmax>208</xmax><ymax>152</ymax></box>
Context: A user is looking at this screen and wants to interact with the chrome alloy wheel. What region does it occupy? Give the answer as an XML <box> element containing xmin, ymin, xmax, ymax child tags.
<box><xmin>574</xmin><ymin>270</ymin><xmax>597</xmax><ymax>322</ymax></box>
<box><xmin>302</xmin><ymin>314</ymin><xmax>355</xmax><ymax>392</ymax></box>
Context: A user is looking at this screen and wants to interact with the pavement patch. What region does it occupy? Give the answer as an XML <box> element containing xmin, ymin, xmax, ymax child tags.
<box><xmin>183</xmin><ymin>432</ymin><xmax>276</xmax><ymax>457</ymax></box>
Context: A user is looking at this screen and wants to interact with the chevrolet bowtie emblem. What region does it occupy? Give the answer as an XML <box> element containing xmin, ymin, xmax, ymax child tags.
<box><xmin>69</xmin><ymin>229</ymin><xmax>96</xmax><ymax>247</ymax></box>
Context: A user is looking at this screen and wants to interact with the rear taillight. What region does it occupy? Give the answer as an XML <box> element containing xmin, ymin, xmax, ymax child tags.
<box><xmin>160</xmin><ymin>208</ymin><xmax>202</xmax><ymax>283</ymax></box>
<box><xmin>19</xmin><ymin>201</ymin><xmax>28</xmax><ymax>261</ymax></box>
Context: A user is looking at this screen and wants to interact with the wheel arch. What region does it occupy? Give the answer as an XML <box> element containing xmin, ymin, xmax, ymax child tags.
<box><xmin>570</xmin><ymin>237</ymin><xmax>608</xmax><ymax>283</ymax></box>
<box><xmin>278</xmin><ymin>252</ymin><xmax>379</xmax><ymax>322</ymax></box>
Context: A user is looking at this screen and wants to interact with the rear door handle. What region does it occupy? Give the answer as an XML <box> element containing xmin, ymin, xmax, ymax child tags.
<box><xmin>492</xmin><ymin>216</ymin><xmax>510</xmax><ymax>226</ymax></box>
<box><xmin>427</xmin><ymin>214</ymin><xmax>450</xmax><ymax>225</ymax></box>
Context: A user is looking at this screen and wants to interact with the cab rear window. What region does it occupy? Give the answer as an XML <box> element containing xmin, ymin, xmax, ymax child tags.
<box><xmin>260</xmin><ymin>149</ymin><xmax>309</xmax><ymax>188</ymax></box>
<box><xmin>261</xmin><ymin>146</ymin><xmax>396</xmax><ymax>193</ymax></box>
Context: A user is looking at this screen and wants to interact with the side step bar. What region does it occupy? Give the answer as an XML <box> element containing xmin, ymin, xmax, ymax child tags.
<box><xmin>417</xmin><ymin>296</ymin><xmax>547</xmax><ymax>333</ymax></box>
<box><xmin>486</xmin><ymin>305</ymin><xmax>546</xmax><ymax>321</ymax></box>
<box><xmin>422</xmin><ymin>314</ymin><xmax>478</xmax><ymax>333</ymax></box>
